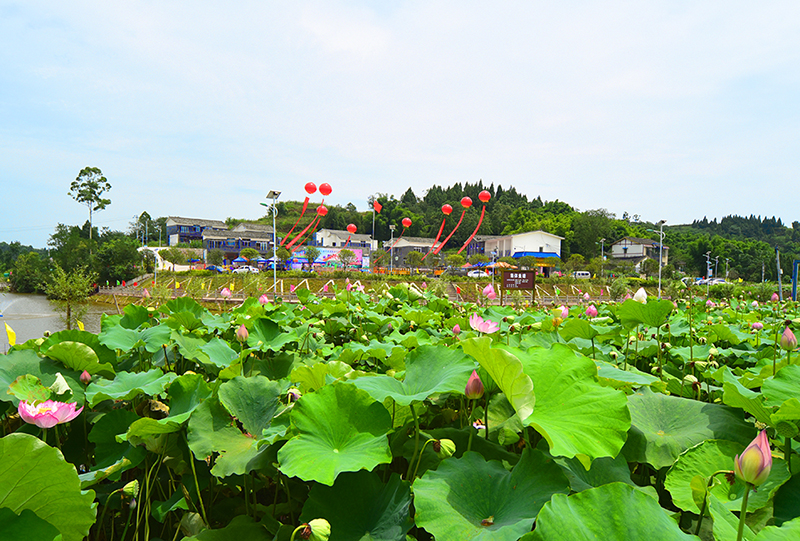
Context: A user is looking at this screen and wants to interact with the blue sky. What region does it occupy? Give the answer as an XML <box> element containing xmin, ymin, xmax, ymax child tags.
<box><xmin>2</xmin><ymin>2</ymin><xmax>799</xmax><ymax>248</ymax></box>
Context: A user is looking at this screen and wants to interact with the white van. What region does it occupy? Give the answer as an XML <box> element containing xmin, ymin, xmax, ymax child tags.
<box><xmin>571</xmin><ymin>271</ymin><xmax>591</xmax><ymax>279</ymax></box>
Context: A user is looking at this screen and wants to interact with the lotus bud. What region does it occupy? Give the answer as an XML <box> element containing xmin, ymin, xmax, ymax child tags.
<box><xmin>122</xmin><ymin>479</ymin><xmax>140</xmax><ymax>498</ymax></box>
<box><xmin>482</xmin><ymin>284</ymin><xmax>497</xmax><ymax>300</ymax></box>
<box><xmin>287</xmin><ymin>388</ymin><xmax>301</xmax><ymax>402</ymax></box>
<box><xmin>559</xmin><ymin>305</ymin><xmax>569</xmax><ymax>319</ymax></box>
<box><xmin>506</xmin><ymin>315</ymin><xmax>515</xmax><ymax>324</ymax></box>
<box><xmin>80</xmin><ymin>370</ymin><xmax>92</xmax><ymax>385</ymax></box>
<box><xmin>633</xmin><ymin>288</ymin><xmax>647</xmax><ymax>303</ymax></box>
<box><xmin>772</xmin><ymin>293</ymin><xmax>779</xmax><ymax>302</ymax></box>
<box><xmin>609</xmin><ymin>350</ymin><xmax>619</xmax><ymax>360</ymax></box>
<box><xmin>709</xmin><ymin>347</ymin><xmax>718</xmax><ymax>357</ymax></box>
<box><xmin>434</xmin><ymin>438</ymin><xmax>456</xmax><ymax>459</ymax></box>
<box><xmin>751</xmin><ymin>301</ymin><xmax>759</xmax><ymax>308</ymax></box>
<box><xmin>752</xmin><ymin>322</ymin><xmax>763</xmax><ymax>331</ymax></box>
<box><xmin>235</xmin><ymin>324</ymin><xmax>249</xmax><ymax>343</ymax></box>
<box><xmin>781</xmin><ymin>326</ymin><xmax>797</xmax><ymax>351</ymax></box>
<box><xmin>583</xmin><ymin>292</ymin><xmax>590</xmax><ymax>301</ymax></box>
<box><xmin>465</xmin><ymin>370</ymin><xmax>484</xmax><ymax>400</ymax></box>
<box><xmin>300</xmin><ymin>518</ymin><xmax>331</xmax><ymax>541</ymax></box>
<box><xmin>733</xmin><ymin>430</ymin><xmax>772</xmax><ymax>486</ymax></box>
<box><xmin>585</xmin><ymin>305</ymin><xmax>598</xmax><ymax>318</ymax></box>
<box><xmin>453</xmin><ymin>324</ymin><xmax>461</xmax><ymax>335</ymax></box>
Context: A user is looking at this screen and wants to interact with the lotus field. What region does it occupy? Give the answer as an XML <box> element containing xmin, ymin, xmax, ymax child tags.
<box><xmin>2</xmin><ymin>282</ymin><xmax>800</xmax><ymax>541</ymax></box>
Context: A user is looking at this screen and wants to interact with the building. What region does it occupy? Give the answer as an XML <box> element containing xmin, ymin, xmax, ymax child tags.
<box><xmin>383</xmin><ymin>236</ymin><xmax>444</xmax><ymax>267</ymax></box>
<box><xmin>314</xmin><ymin>229</ymin><xmax>374</xmax><ymax>251</ymax></box>
<box><xmin>165</xmin><ymin>217</ymin><xmax>227</xmax><ymax>246</ymax></box>
<box><xmin>202</xmin><ymin>223</ymin><xmax>278</xmax><ymax>262</ymax></box>
<box><xmin>466</xmin><ymin>230</ymin><xmax>563</xmax><ymax>275</ymax></box>
<box><xmin>609</xmin><ymin>236</ymin><xmax>669</xmax><ymax>268</ymax></box>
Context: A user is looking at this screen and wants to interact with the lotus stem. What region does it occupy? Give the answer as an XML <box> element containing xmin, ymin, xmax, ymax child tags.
<box><xmin>736</xmin><ymin>483</ymin><xmax>752</xmax><ymax>541</ymax></box>
<box><xmin>406</xmin><ymin>404</ymin><xmax>421</xmax><ymax>479</ymax></box>
<box><xmin>188</xmin><ymin>445</ymin><xmax>210</xmax><ymax>527</ymax></box>
<box><xmin>484</xmin><ymin>393</ymin><xmax>489</xmax><ymax>439</ymax></box>
<box><xmin>289</xmin><ymin>525</ymin><xmax>305</xmax><ymax>541</ymax></box>
<box><xmin>411</xmin><ymin>438</ymin><xmax>436</xmax><ymax>481</ymax></box>
<box><xmin>787</xmin><ymin>437</ymin><xmax>793</xmax><ymax>475</ymax></box>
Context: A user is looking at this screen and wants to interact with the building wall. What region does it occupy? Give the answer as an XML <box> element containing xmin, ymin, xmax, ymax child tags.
<box><xmin>484</xmin><ymin>231</ymin><xmax>562</xmax><ymax>258</ymax></box>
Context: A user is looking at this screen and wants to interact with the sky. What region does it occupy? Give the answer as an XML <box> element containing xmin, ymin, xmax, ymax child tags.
<box><xmin>2</xmin><ymin>1</ymin><xmax>799</xmax><ymax>248</ymax></box>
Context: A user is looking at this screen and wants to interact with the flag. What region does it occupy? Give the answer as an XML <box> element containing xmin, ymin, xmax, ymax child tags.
<box><xmin>455</xmin><ymin>285</ymin><xmax>461</xmax><ymax>295</ymax></box>
<box><xmin>230</xmin><ymin>282</ymin><xmax>235</xmax><ymax>292</ymax></box>
<box><xmin>116</xmin><ymin>280</ymin><xmax>121</xmax><ymax>286</ymax></box>
<box><xmin>555</xmin><ymin>287</ymin><xmax>562</xmax><ymax>296</ymax></box>
<box><xmin>134</xmin><ymin>281</ymin><xmax>138</xmax><ymax>286</ymax></box>
<box><xmin>175</xmin><ymin>282</ymin><xmax>181</xmax><ymax>289</ymax></box>
<box><xmin>373</xmin><ymin>200</ymin><xmax>382</xmax><ymax>214</ymax></box>
<box><xmin>5</xmin><ymin>323</ymin><xmax>15</xmax><ymax>346</ymax></box>
<box><xmin>76</xmin><ymin>320</ymin><xmax>85</xmax><ymax>331</ymax></box>
<box><xmin>122</xmin><ymin>280</ymin><xmax>126</xmax><ymax>287</ymax></box>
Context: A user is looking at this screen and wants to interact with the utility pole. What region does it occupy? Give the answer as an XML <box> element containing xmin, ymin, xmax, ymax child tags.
<box><xmin>389</xmin><ymin>225</ymin><xmax>396</xmax><ymax>274</ymax></box>
<box><xmin>266</xmin><ymin>190</ymin><xmax>281</xmax><ymax>299</ymax></box>
<box><xmin>705</xmin><ymin>251</ymin><xmax>712</xmax><ymax>297</ymax></box>
<box><xmin>647</xmin><ymin>221</ymin><xmax>666</xmax><ymax>299</ymax></box>
<box><xmin>776</xmin><ymin>246</ymin><xmax>783</xmax><ymax>301</ymax></box>
<box><xmin>725</xmin><ymin>258</ymin><xmax>730</xmax><ymax>281</ymax></box>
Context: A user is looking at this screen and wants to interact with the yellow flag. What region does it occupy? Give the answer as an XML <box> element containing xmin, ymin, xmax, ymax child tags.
<box><xmin>76</xmin><ymin>320</ymin><xmax>85</xmax><ymax>331</ymax></box>
<box><xmin>5</xmin><ymin>322</ymin><xmax>16</xmax><ymax>346</ymax></box>
<box><xmin>175</xmin><ymin>282</ymin><xmax>181</xmax><ymax>289</ymax></box>
<box><xmin>230</xmin><ymin>282</ymin><xmax>235</xmax><ymax>292</ymax></box>
<box><xmin>738</xmin><ymin>278</ymin><xmax>743</xmax><ymax>283</ymax></box>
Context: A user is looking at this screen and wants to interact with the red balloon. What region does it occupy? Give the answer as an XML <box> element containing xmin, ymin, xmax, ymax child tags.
<box><xmin>479</xmin><ymin>190</ymin><xmax>491</xmax><ymax>203</ymax></box>
<box><xmin>347</xmin><ymin>223</ymin><xmax>357</xmax><ymax>234</ymax></box>
<box><xmin>441</xmin><ymin>204</ymin><xmax>453</xmax><ymax>215</ymax></box>
<box><xmin>317</xmin><ymin>205</ymin><xmax>328</xmax><ymax>216</ymax></box>
<box><xmin>402</xmin><ymin>217</ymin><xmax>412</xmax><ymax>228</ymax></box>
<box><xmin>304</xmin><ymin>182</ymin><xmax>317</xmax><ymax>195</ymax></box>
<box><xmin>461</xmin><ymin>197</ymin><xmax>473</xmax><ymax>208</ymax></box>
<box><xmin>319</xmin><ymin>183</ymin><xmax>332</xmax><ymax>196</ymax></box>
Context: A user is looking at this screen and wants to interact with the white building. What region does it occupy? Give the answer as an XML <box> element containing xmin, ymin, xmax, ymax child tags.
<box><xmin>609</xmin><ymin>236</ymin><xmax>669</xmax><ymax>266</ymax></box>
<box><xmin>315</xmin><ymin>229</ymin><xmax>374</xmax><ymax>251</ymax></box>
<box><xmin>482</xmin><ymin>230</ymin><xmax>563</xmax><ymax>259</ymax></box>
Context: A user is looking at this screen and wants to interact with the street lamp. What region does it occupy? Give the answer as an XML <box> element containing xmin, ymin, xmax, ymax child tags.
<box><xmin>725</xmin><ymin>258</ymin><xmax>730</xmax><ymax>281</ymax></box>
<box><xmin>389</xmin><ymin>225</ymin><xmax>396</xmax><ymax>274</ymax></box>
<box><xmin>597</xmin><ymin>238</ymin><xmax>606</xmax><ymax>279</ymax></box>
<box><xmin>705</xmin><ymin>251</ymin><xmax>712</xmax><ymax>297</ymax></box>
<box><xmin>647</xmin><ymin>220</ymin><xmax>666</xmax><ymax>299</ymax></box>
<box><xmin>266</xmin><ymin>190</ymin><xmax>281</xmax><ymax>298</ymax></box>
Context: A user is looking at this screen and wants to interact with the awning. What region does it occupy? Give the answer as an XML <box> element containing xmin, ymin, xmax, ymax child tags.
<box><xmin>512</xmin><ymin>252</ymin><xmax>560</xmax><ymax>259</ymax></box>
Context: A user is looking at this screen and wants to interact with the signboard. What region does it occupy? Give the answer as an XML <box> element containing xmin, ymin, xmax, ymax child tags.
<box><xmin>502</xmin><ymin>270</ymin><xmax>535</xmax><ymax>290</ymax></box>
<box><xmin>291</xmin><ymin>247</ymin><xmax>365</xmax><ymax>269</ymax></box>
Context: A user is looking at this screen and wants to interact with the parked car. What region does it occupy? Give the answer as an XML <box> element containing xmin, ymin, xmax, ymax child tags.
<box><xmin>467</xmin><ymin>269</ymin><xmax>490</xmax><ymax>278</ymax></box>
<box><xmin>232</xmin><ymin>265</ymin><xmax>260</xmax><ymax>274</ymax></box>
<box><xmin>206</xmin><ymin>265</ymin><xmax>229</xmax><ymax>273</ymax></box>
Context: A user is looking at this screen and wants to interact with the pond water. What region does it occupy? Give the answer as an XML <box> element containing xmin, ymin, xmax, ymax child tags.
<box><xmin>0</xmin><ymin>292</ymin><xmax>113</xmax><ymax>353</ymax></box>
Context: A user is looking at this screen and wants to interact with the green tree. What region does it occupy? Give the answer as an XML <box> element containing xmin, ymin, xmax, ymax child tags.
<box><xmin>69</xmin><ymin>167</ymin><xmax>111</xmax><ymax>240</ymax></box>
<box><xmin>276</xmin><ymin>247</ymin><xmax>291</xmax><ymax>269</ymax></box>
<box><xmin>445</xmin><ymin>253</ymin><xmax>465</xmax><ymax>267</ymax></box>
<box><xmin>9</xmin><ymin>252</ymin><xmax>49</xmax><ymax>293</ymax></box>
<box><xmin>563</xmin><ymin>254</ymin><xmax>585</xmax><ymax>274</ymax></box>
<box><xmin>94</xmin><ymin>237</ymin><xmax>140</xmax><ymax>283</ymax></box>
<box><xmin>470</xmin><ymin>253</ymin><xmax>490</xmax><ymax>264</ymax></box>
<box><xmin>49</xmin><ymin>223</ymin><xmax>94</xmax><ymax>272</ymax></box>
<box><xmin>371</xmin><ymin>249</ymin><xmax>388</xmax><ymax>268</ymax></box>
<box><xmin>160</xmin><ymin>247</ymin><xmax>187</xmax><ymax>270</ymax></box>
<box><xmin>406</xmin><ymin>250</ymin><xmax>424</xmax><ymax>269</ymax></box>
<box><xmin>640</xmin><ymin>258</ymin><xmax>659</xmax><ymax>278</ymax></box>
<box><xmin>304</xmin><ymin>245</ymin><xmax>321</xmax><ymax>267</ymax></box>
<box><xmin>207</xmin><ymin>249</ymin><xmax>224</xmax><ymax>266</ymax></box>
<box><xmin>46</xmin><ymin>265</ymin><xmax>96</xmax><ymax>330</ymax></box>
<box><xmin>338</xmin><ymin>249</ymin><xmax>356</xmax><ymax>269</ymax></box>
<box><xmin>517</xmin><ymin>255</ymin><xmax>538</xmax><ymax>269</ymax></box>
<box><xmin>240</xmin><ymin>248</ymin><xmax>260</xmax><ymax>261</ymax></box>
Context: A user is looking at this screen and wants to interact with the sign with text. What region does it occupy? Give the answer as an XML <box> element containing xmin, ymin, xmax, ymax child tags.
<box><xmin>502</xmin><ymin>270</ymin><xmax>536</xmax><ymax>290</ymax></box>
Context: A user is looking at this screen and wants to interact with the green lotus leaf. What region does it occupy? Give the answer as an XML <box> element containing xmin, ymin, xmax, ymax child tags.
<box><xmin>755</xmin><ymin>517</ymin><xmax>800</xmax><ymax>540</ymax></box>
<box><xmin>85</xmin><ymin>369</ymin><xmax>176</xmax><ymax>407</ymax></box>
<box><xmin>665</xmin><ymin>439</ymin><xmax>790</xmax><ymax>514</ymax></box>
<box><xmin>247</xmin><ymin>318</ymin><xmax>297</xmax><ymax>352</ymax></box>
<box><xmin>171</xmin><ymin>332</ymin><xmax>210</xmax><ymax>364</ymax></box>
<box><xmin>413</xmin><ymin>449</ymin><xmax>570</xmax><ymax>541</ymax></box>
<box><xmin>0</xmin><ymin>433</ymin><xmax>96</xmax><ymax>541</ymax></box>
<box><xmin>187</xmin><ymin>399</ymin><xmax>271</xmax><ymax>478</ymax></box>
<box><xmin>140</xmin><ymin>324</ymin><xmax>172</xmax><ymax>353</ymax></box>
<box><xmin>553</xmin><ymin>452</ymin><xmax>637</xmax><ymax>493</ymax></box>
<box><xmin>511</xmin><ymin>344</ymin><xmax>630</xmax><ymax>465</ymax></box>
<box><xmin>98</xmin><ymin>324</ymin><xmax>143</xmax><ymax>352</ymax></box>
<box><xmin>462</xmin><ymin>337</ymin><xmax>534</xmax><ymax>421</ymax></box>
<box><xmin>39</xmin><ymin>329</ymin><xmax>116</xmax><ymax>367</ymax></box>
<box><xmin>0</xmin><ymin>507</ymin><xmax>62</xmax><ymax>541</ymax></box>
<box><xmin>762</xmin><ymin>365</ymin><xmax>800</xmax><ymax>407</ymax></box>
<box><xmin>8</xmin><ymin>374</ymin><xmax>51</xmax><ymax>404</ymax></box>
<box><xmin>624</xmin><ymin>387</ymin><xmax>756</xmax><ymax>469</ymax></box>
<box><xmin>184</xmin><ymin>515</ymin><xmax>271</xmax><ymax>540</ymax></box>
<box><xmin>595</xmin><ymin>360</ymin><xmax>661</xmax><ymax>389</ymax></box>
<box><xmin>559</xmin><ymin>318</ymin><xmax>599</xmax><ymax>341</ymax></box>
<box><xmin>291</xmin><ymin>361</ymin><xmax>352</xmax><ymax>393</ymax></box>
<box><xmin>720</xmin><ymin>367</ymin><xmax>774</xmax><ymax>425</ymax></box>
<box><xmin>707</xmin><ymin>492</ymin><xmax>755</xmax><ymax>541</ymax></box>
<box><xmin>199</xmin><ymin>337</ymin><xmax>239</xmax><ymax>369</ymax></box>
<box><xmin>351</xmin><ymin>345</ymin><xmax>475</xmax><ymax>406</ymax></box>
<box><xmin>278</xmin><ymin>383</ymin><xmax>392</xmax><ymax>485</ymax></box>
<box><xmin>89</xmin><ymin>409</ymin><xmax>146</xmax><ymax>473</ymax></box>
<box><xmin>251</xmin><ymin>351</ymin><xmax>300</xmax><ymax>381</ymax></box>
<box><xmin>218</xmin><ymin>376</ymin><xmax>282</xmax><ymax>437</ymax></box>
<box><xmin>523</xmin><ymin>482</ymin><xmax>696</xmax><ymax>541</ymax></box>
<box><xmin>300</xmin><ymin>471</ymin><xmax>413</xmax><ymax>541</ymax></box>
<box><xmin>617</xmin><ymin>298</ymin><xmax>674</xmax><ymax>328</ymax></box>
<box><xmin>117</xmin><ymin>303</ymin><xmax>152</xmax><ymax>329</ymax></box>
<box><xmin>0</xmin><ymin>350</ymin><xmax>85</xmax><ymax>406</ymax></box>
<box><xmin>769</xmin><ymin>470</ymin><xmax>800</xmax><ymax>526</ymax></box>
<box><xmin>43</xmin><ymin>341</ymin><xmax>115</xmax><ymax>378</ymax></box>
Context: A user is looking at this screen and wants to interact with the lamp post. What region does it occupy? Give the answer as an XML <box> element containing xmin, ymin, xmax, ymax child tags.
<box><xmin>705</xmin><ymin>251</ymin><xmax>712</xmax><ymax>297</ymax></box>
<box><xmin>598</xmin><ymin>238</ymin><xmax>606</xmax><ymax>279</ymax></box>
<box><xmin>647</xmin><ymin>220</ymin><xmax>666</xmax><ymax>299</ymax></box>
<box><xmin>266</xmin><ymin>190</ymin><xmax>281</xmax><ymax>299</ymax></box>
<box><xmin>389</xmin><ymin>225</ymin><xmax>396</xmax><ymax>274</ymax></box>
<box><xmin>725</xmin><ymin>258</ymin><xmax>730</xmax><ymax>281</ymax></box>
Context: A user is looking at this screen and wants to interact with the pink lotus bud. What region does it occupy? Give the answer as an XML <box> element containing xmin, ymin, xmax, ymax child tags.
<box><xmin>422</xmin><ymin>282</ymin><xmax>427</xmax><ymax>289</ymax></box>
<box><xmin>453</xmin><ymin>324</ymin><xmax>461</xmax><ymax>335</ymax></box>
<box><xmin>346</xmin><ymin>282</ymin><xmax>353</xmax><ymax>292</ymax></box>
<box><xmin>290</xmin><ymin>284</ymin><xmax>296</xmax><ymax>293</ymax></box>
<box><xmin>585</xmin><ymin>305</ymin><xmax>598</xmax><ymax>318</ymax></box>
<box><xmin>559</xmin><ymin>305</ymin><xmax>569</xmax><ymax>319</ymax></box>
<box><xmin>781</xmin><ymin>326</ymin><xmax>797</xmax><ymax>351</ymax></box>
<box><xmin>80</xmin><ymin>370</ymin><xmax>92</xmax><ymax>385</ymax></box>
<box><xmin>482</xmin><ymin>284</ymin><xmax>496</xmax><ymax>300</ymax></box>
<box><xmin>751</xmin><ymin>301</ymin><xmax>758</xmax><ymax>308</ymax></box>
<box><xmin>221</xmin><ymin>287</ymin><xmax>232</xmax><ymax>298</ymax></box>
<box><xmin>235</xmin><ymin>324</ymin><xmax>249</xmax><ymax>343</ymax></box>
<box><xmin>706</xmin><ymin>300</ymin><xmax>716</xmax><ymax>308</ymax></box>
<box><xmin>323</xmin><ymin>284</ymin><xmax>329</xmax><ymax>293</ymax></box>
<box><xmin>772</xmin><ymin>293</ymin><xmax>779</xmax><ymax>302</ymax></box>
<box><xmin>624</xmin><ymin>293</ymin><xmax>632</xmax><ymax>301</ymax></box>
<box><xmin>465</xmin><ymin>370</ymin><xmax>484</xmax><ymax>400</ymax></box>
<box><xmin>583</xmin><ymin>292</ymin><xmax>590</xmax><ymax>301</ymax></box>
<box><xmin>259</xmin><ymin>294</ymin><xmax>269</xmax><ymax>305</ymax></box>
<box><xmin>142</xmin><ymin>288</ymin><xmax>151</xmax><ymax>298</ymax></box>
<box><xmin>734</xmin><ymin>430</ymin><xmax>772</xmax><ymax>486</ymax></box>
<box><xmin>752</xmin><ymin>322</ymin><xmax>763</xmax><ymax>331</ymax></box>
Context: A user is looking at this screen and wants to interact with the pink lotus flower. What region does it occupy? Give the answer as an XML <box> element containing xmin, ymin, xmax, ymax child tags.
<box><xmin>781</xmin><ymin>326</ymin><xmax>797</xmax><ymax>351</ymax></box>
<box><xmin>734</xmin><ymin>430</ymin><xmax>772</xmax><ymax>486</ymax></box>
<box><xmin>559</xmin><ymin>305</ymin><xmax>569</xmax><ymax>319</ymax></box>
<box><xmin>142</xmin><ymin>288</ymin><xmax>151</xmax><ymax>298</ymax></box>
<box><xmin>624</xmin><ymin>293</ymin><xmax>632</xmax><ymax>301</ymax></box>
<box><xmin>585</xmin><ymin>305</ymin><xmax>598</xmax><ymax>318</ymax></box>
<box><xmin>18</xmin><ymin>400</ymin><xmax>84</xmax><ymax>429</ymax></box>
<box><xmin>259</xmin><ymin>294</ymin><xmax>269</xmax><ymax>305</ymax></box>
<box><xmin>469</xmin><ymin>313</ymin><xmax>500</xmax><ymax>334</ymax></box>
<box><xmin>583</xmin><ymin>292</ymin><xmax>590</xmax><ymax>301</ymax></box>
<box><xmin>752</xmin><ymin>322</ymin><xmax>763</xmax><ymax>331</ymax></box>
<box><xmin>290</xmin><ymin>284</ymin><xmax>296</xmax><ymax>293</ymax></box>
<box><xmin>751</xmin><ymin>301</ymin><xmax>759</xmax><ymax>308</ymax></box>
<box><xmin>465</xmin><ymin>370</ymin><xmax>485</xmax><ymax>399</ymax></box>
<box><xmin>235</xmin><ymin>324</ymin><xmax>249</xmax><ymax>343</ymax></box>
<box><xmin>221</xmin><ymin>287</ymin><xmax>232</xmax><ymax>298</ymax></box>
<box><xmin>422</xmin><ymin>282</ymin><xmax>427</xmax><ymax>289</ymax></box>
<box><xmin>706</xmin><ymin>300</ymin><xmax>716</xmax><ymax>308</ymax></box>
<box><xmin>482</xmin><ymin>284</ymin><xmax>496</xmax><ymax>300</ymax></box>
<box><xmin>357</xmin><ymin>284</ymin><xmax>365</xmax><ymax>293</ymax></box>
<box><xmin>323</xmin><ymin>284</ymin><xmax>329</xmax><ymax>293</ymax></box>
<box><xmin>346</xmin><ymin>282</ymin><xmax>353</xmax><ymax>292</ymax></box>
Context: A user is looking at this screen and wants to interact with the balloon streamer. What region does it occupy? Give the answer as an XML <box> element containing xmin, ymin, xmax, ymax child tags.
<box><xmin>343</xmin><ymin>224</ymin><xmax>357</xmax><ymax>247</ymax></box>
<box><xmin>290</xmin><ymin>214</ymin><xmax>324</xmax><ymax>253</ymax></box>
<box><xmin>422</xmin><ymin>204</ymin><xmax>452</xmax><ymax>261</ymax></box>
<box><xmin>433</xmin><ymin>197</ymin><xmax>472</xmax><ymax>255</ymax></box>
<box><xmin>389</xmin><ymin>217</ymin><xmax>413</xmax><ymax>250</ymax></box>
<box><xmin>286</xmin><ymin>204</ymin><xmax>327</xmax><ymax>250</ymax></box>
<box><xmin>457</xmin><ymin>191</ymin><xmax>492</xmax><ymax>255</ymax></box>
<box><xmin>280</xmin><ymin>183</ymin><xmax>317</xmax><ymax>246</ymax></box>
